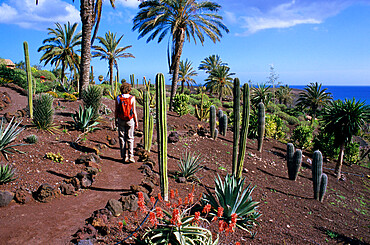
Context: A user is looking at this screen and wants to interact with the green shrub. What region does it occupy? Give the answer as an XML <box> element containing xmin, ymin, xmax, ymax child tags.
<box><xmin>265</xmin><ymin>114</ymin><xmax>287</xmax><ymax>140</ymax></box>
<box><xmin>173</xmin><ymin>94</ymin><xmax>190</xmax><ymax>116</ymax></box>
<box><xmin>177</xmin><ymin>86</ymin><xmax>191</xmax><ymax>95</ymax></box>
<box><xmin>266</xmin><ymin>103</ymin><xmax>281</xmax><ymax>113</ymax></box>
<box><xmin>248</xmin><ymin>110</ymin><xmax>258</xmax><ymax>138</ymax></box>
<box><xmin>0</xmin><ymin>164</ymin><xmax>17</xmax><ymax>184</ymax></box>
<box><xmin>277</xmin><ymin>104</ymin><xmax>287</xmax><ymax>111</ymax></box>
<box><xmin>209</xmin><ymin>98</ymin><xmax>222</xmax><ymax>108</ymax></box>
<box><xmin>24</xmin><ymin>134</ymin><xmax>38</xmax><ymax>144</ymax></box>
<box><xmin>33</xmin><ymin>93</ymin><xmax>55</xmax><ymax>131</ymax></box>
<box><xmin>33</xmin><ymin>70</ymin><xmax>57</xmax><ymax>81</ymax></box>
<box><xmin>345</xmin><ymin>142</ymin><xmax>360</xmax><ymax>164</ymax></box>
<box><xmin>82</xmin><ymin>85</ymin><xmax>103</xmax><ymax>121</ymax></box>
<box><xmin>313</xmin><ymin>131</ymin><xmax>339</xmax><ymax>160</ymax></box>
<box><xmin>291</xmin><ymin>124</ymin><xmax>314</xmax><ymax>149</ymax></box>
<box><xmin>188</xmin><ymin>97</ymin><xmax>199</xmax><ymax>106</ymax></box>
<box><xmin>276</xmin><ymin>111</ymin><xmax>300</xmax><ymax>125</ymax></box>
<box><xmin>202</xmin><ymin>174</ymin><xmax>260</xmax><ymax>233</ymax></box>
<box><xmin>222</xmin><ymin>101</ymin><xmax>233</xmax><ymax>109</ymax></box>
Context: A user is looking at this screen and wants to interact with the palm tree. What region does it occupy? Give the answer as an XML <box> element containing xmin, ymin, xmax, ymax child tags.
<box><xmin>38</xmin><ymin>22</ymin><xmax>82</xmax><ymax>86</ymax></box>
<box><xmin>276</xmin><ymin>85</ymin><xmax>293</xmax><ymax>105</ymax></box>
<box><xmin>133</xmin><ymin>0</ymin><xmax>229</xmax><ymax>111</ymax></box>
<box><xmin>198</xmin><ymin>54</ymin><xmax>227</xmax><ymax>74</ymax></box>
<box><xmin>251</xmin><ymin>83</ymin><xmax>272</xmax><ymax>106</ymax></box>
<box><xmin>297</xmin><ymin>82</ymin><xmax>332</xmax><ymax>124</ymax></box>
<box><xmin>178</xmin><ymin>59</ymin><xmax>198</xmax><ymax>94</ymax></box>
<box><xmin>322</xmin><ymin>98</ymin><xmax>369</xmax><ymax>179</ymax></box>
<box><xmin>92</xmin><ymin>31</ymin><xmax>134</xmax><ymax>91</ymax></box>
<box><xmin>204</xmin><ymin>65</ymin><xmax>234</xmax><ymax>101</ymax></box>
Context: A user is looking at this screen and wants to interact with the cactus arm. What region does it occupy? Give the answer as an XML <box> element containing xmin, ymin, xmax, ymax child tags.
<box><xmin>23</xmin><ymin>41</ymin><xmax>33</xmax><ymax>119</ymax></box>
<box><xmin>319</xmin><ymin>173</ymin><xmax>328</xmax><ymax>202</ymax></box>
<box><xmin>312</xmin><ymin>150</ymin><xmax>323</xmax><ymax>200</ymax></box>
<box><xmin>257</xmin><ymin>102</ymin><xmax>265</xmax><ymax>152</ymax></box>
<box><xmin>155</xmin><ymin>73</ymin><xmax>168</xmax><ymax>201</ymax></box>
<box><xmin>236</xmin><ymin>83</ymin><xmax>250</xmax><ymax>179</ymax></box>
<box><xmin>232</xmin><ymin>78</ymin><xmax>241</xmax><ymax>176</ymax></box>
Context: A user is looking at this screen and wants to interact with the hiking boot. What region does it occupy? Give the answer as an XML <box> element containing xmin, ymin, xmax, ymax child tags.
<box><xmin>129</xmin><ymin>156</ymin><xmax>135</xmax><ymax>163</ymax></box>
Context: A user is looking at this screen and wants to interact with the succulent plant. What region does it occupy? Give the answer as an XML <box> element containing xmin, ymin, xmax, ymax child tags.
<box><xmin>24</xmin><ymin>134</ymin><xmax>38</xmax><ymax>144</ymax></box>
<box><xmin>210</xmin><ymin>105</ymin><xmax>216</xmax><ymax>139</ymax></box>
<box><xmin>312</xmin><ymin>150</ymin><xmax>323</xmax><ymax>200</ymax></box>
<box><xmin>257</xmin><ymin>102</ymin><xmax>265</xmax><ymax>152</ymax></box>
<box><xmin>0</xmin><ymin>117</ymin><xmax>25</xmax><ymax>160</ymax></box>
<box><xmin>290</xmin><ymin>149</ymin><xmax>302</xmax><ymax>181</ymax></box>
<box><xmin>177</xmin><ymin>151</ymin><xmax>203</xmax><ymax>180</ymax></box>
<box><xmin>319</xmin><ymin>173</ymin><xmax>328</xmax><ymax>202</ymax></box>
<box><xmin>0</xmin><ymin>164</ymin><xmax>17</xmax><ymax>184</ymax></box>
<box><xmin>82</xmin><ymin>85</ymin><xmax>103</xmax><ymax>122</ymax></box>
<box><xmin>232</xmin><ymin>78</ymin><xmax>241</xmax><ymax>176</ymax></box>
<box><xmin>33</xmin><ymin>93</ymin><xmax>55</xmax><ymax>131</ymax></box>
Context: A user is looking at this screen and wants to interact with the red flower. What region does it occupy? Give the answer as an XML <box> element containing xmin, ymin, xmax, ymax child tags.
<box><xmin>202</xmin><ymin>204</ymin><xmax>211</xmax><ymax>214</ymax></box>
<box><xmin>170</xmin><ymin>208</ymin><xmax>182</xmax><ymax>226</ymax></box>
<box><xmin>235</xmin><ymin>242</ymin><xmax>241</xmax><ymax>245</ymax></box>
<box><xmin>218</xmin><ymin>220</ymin><xmax>226</xmax><ymax>232</ymax></box>
<box><xmin>193</xmin><ymin>211</ymin><xmax>200</xmax><ymax>225</ymax></box>
<box><xmin>137</xmin><ymin>192</ymin><xmax>147</xmax><ymax>212</ymax></box>
<box><xmin>188</xmin><ymin>192</ymin><xmax>194</xmax><ymax>204</ymax></box>
<box><xmin>158</xmin><ymin>193</ymin><xmax>163</xmax><ymax>202</ymax></box>
<box><xmin>118</xmin><ymin>221</ymin><xmax>123</xmax><ymax>230</ymax></box>
<box><xmin>133</xmin><ymin>233</ymin><xmax>137</xmax><ymax>238</ymax></box>
<box><xmin>150</xmin><ymin>196</ymin><xmax>156</xmax><ymax>206</ymax></box>
<box><xmin>178</xmin><ymin>197</ymin><xmax>182</xmax><ymax>206</ymax></box>
<box><xmin>149</xmin><ymin>211</ymin><xmax>158</xmax><ymax>226</ymax></box>
<box><xmin>155</xmin><ymin>207</ymin><xmax>164</xmax><ymax>219</ymax></box>
<box><xmin>170</xmin><ymin>189</ymin><xmax>175</xmax><ymax>199</ymax></box>
<box><xmin>217</xmin><ymin>207</ymin><xmax>224</xmax><ymax>218</ymax></box>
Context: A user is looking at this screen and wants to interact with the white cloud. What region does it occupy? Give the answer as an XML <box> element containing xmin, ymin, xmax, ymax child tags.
<box><xmin>116</xmin><ymin>0</ymin><xmax>141</xmax><ymax>8</ymax></box>
<box><xmin>227</xmin><ymin>0</ymin><xmax>358</xmax><ymax>35</ymax></box>
<box><xmin>0</xmin><ymin>0</ymin><xmax>80</xmax><ymax>30</ymax></box>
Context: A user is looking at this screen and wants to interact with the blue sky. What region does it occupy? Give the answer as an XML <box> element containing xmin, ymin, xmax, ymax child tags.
<box><xmin>0</xmin><ymin>0</ymin><xmax>369</xmax><ymax>86</ymax></box>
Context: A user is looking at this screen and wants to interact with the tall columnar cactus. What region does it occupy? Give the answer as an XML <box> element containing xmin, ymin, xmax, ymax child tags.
<box><xmin>219</xmin><ymin>114</ymin><xmax>228</xmax><ymax>136</ymax></box>
<box><xmin>232</xmin><ymin>78</ymin><xmax>241</xmax><ymax>176</ymax></box>
<box><xmin>195</xmin><ymin>92</ymin><xmax>209</xmax><ymax>121</ymax></box>
<box><xmin>257</xmin><ymin>102</ymin><xmax>265</xmax><ymax>152</ymax></box>
<box><xmin>319</xmin><ymin>173</ymin><xmax>328</xmax><ymax>202</ymax></box>
<box><xmin>312</xmin><ymin>150</ymin><xmax>323</xmax><ymax>200</ymax></box>
<box><xmin>155</xmin><ymin>73</ymin><xmax>168</xmax><ymax>201</ymax></box>
<box><xmin>290</xmin><ymin>149</ymin><xmax>302</xmax><ymax>181</ymax></box>
<box><xmin>143</xmin><ymin>90</ymin><xmax>153</xmax><ymax>151</ymax></box>
<box><xmin>217</xmin><ymin>109</ymin><xmax>224</xmax><ymax>121</ymax></box>
<box><xmin>287</xmin><ymin>143</ymin><xmax>295</xmax><ymax>178</ymax></box>
<box><xmin>130</xmin><ymin>74</ymin><xmax>135</xmax><ymax>87</ymax></box>
<box><xmin>23</xmin><ymin>41</ymin><xmax>33</xmax><ymax>119</ymax></box>
<box><xmin>210</xmin><ymin>105</ymin><xmax>216</xmax><ymax>139</ymax></box>
<box><xmin>236</xmin><ymin>83</ymin><xmax>250</xmax><ymax>178</ymax></box>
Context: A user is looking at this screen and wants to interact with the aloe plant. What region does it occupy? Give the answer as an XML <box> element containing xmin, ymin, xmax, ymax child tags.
<box><xmin>202</xmin><ymin>174</ymin><xmax>260</xmax><ymax>233</ymax></box>
<box><xmin>177</xmin><ymin>151</ymin><xmax>203</xmax><ymax>180</ymax></box>
<box><xmin>0</xmin><ymin>117</ymin><xmax>25</xmax><ymax>160</ymax></box>
<box><xmin>72</xmin><ymin>105</ymin><xmax>100</xmax><ymax>133</ymax></box>
<box><xmin>33</xmin><ymin>93</ymin><xmax>55</xmax><ymax>131</ymax></box>
<box><xmin>0</xmin><ymin>164</ymin><xmax>17</xmax><ymax>184</ymax></box>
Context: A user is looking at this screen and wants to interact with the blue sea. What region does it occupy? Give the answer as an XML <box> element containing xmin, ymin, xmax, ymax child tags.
<box><xmin>290</xmin><ymin>86</ymin><xmax>370</xmax><ymax>105</ymax></box>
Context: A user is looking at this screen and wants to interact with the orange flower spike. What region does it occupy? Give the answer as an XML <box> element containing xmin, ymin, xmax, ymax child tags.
<box><xmin>231</xmin><ymin>213</ymin><xmax>238</xmax><ymax>224</ymax></box>
<box><xmin>236</xmin><ymin>242</ymin><xmax>241</xmax><ymax>245</ymax></box>
<box><xmin>202</xmin><ymin>204</ymin><xmax>211</xmax><ymax>214</ymax></box>
<box><xmin>149</xmin><ymin>211</ymin><xmax>157</xmax><ymax>226</ymax></box>
<box><xmin>118</xmin><ymin>221</ymin><xmax>123</xmax><ymax>230</ymax></box>
<box><xmin>218</xmin><ymin>220</ymin><xmax>225</xmax><ymax>233</ymax></box>
<box><xmin>150</xmin><ymin>196</ymin><xmax>156</xmax><ymax>206</ymax></box>
<box><xmin>178</xmin><ymin>197</ymin><xmax>182</xmax><ymax>206</ymax></box>
<box><xmin>175</xmin><ymin>189</ymin><xmax>179</xmax><ymax>197</ymax></box>
<box><xmin>155</xmin><ymin>207</ymin><xmax>164</xmax><ymax>219</ymax></box>
<box><xmin>170</xmin><ymin>208</ymin><xmax>181</xmax><ymax>226</ymax></box>
<box><xmin>212</xmin><ymin>216</ymin><xmax>218</xmax><ymax>222</ymax></box>
<box><xmin>166</xmin><ymin>201</ymin><xmax>171</xmax><ymax>207</ymax></box>
<box><xmin>138</xmin><ymin>192</ymin><xmax>144</xmax><ymax>202</ymax></box>
<box><xmin>158</xmin><ymin>193</ymin><xmax>163</xmax><ymax>202</ymax></box>
<box><xmin>188</xmin><ymin>192</ymin><xmax>194</xmax><ymax>204</ymax></box>
<box><xmin>170</xmin><ymin>189</ymin><xmax>175</xmax><ymax>199</ymax></box>
<box><xmin>193</xmin><ymin>211</ymin><xmax>200</xmax><ymax>224</ymax></box>
<box><xmin>133</xmin><ymin>233</ymin><xmax>138</xmax><ymax>238</ymax></box>
<box><xmin>217</xmin><ymin>206</ymin><xmax>224</xmax><ymax>218</ymax></box>
<box><xmin>124</xmin><ymin>216</ymin><xmax>129</xmax><ymax>223</ymax></box>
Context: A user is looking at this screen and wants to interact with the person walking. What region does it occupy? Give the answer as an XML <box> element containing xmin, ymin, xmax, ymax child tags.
<box><xmin>115</xmin><ymin>83</ymin><xmax>138</xmax><ymax>163</ymax></box>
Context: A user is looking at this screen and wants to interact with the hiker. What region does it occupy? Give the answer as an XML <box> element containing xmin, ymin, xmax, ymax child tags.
<box><xmin>115</xmin><ymin>83</ymin><xmax>138</xmax><ymax>163</ymax></box>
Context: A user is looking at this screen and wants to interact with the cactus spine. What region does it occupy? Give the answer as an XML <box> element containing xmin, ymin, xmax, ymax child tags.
<box><xmin>210</xmin><ymin>105</ymin><xmax>216</xmax><ymax>139</ymax></box>
<box><xmin>291</xmin><ymin>149</ymin><xmax>302</xmax><ymax>181</ymax></box>
<box><xmin>155</xmin><ymin>73</ymin><xmax>168</xmax><ymax>201</ymax></box>
<box><xmin>219</xmin><ymin>114</ymin><xmax>228</xmax><ymax>136</ymax></box>
<box><xmin>319</xmin><ymin>173</ymin><xmax>328</xmax><ymax>202</ymax></box>
<box><xmin>23</xmin><ymin>41</ymin><xmax>33</xmax><ymax>119</ymax></box>
<box><xmin>257</xmin><ymin>102</ymin><xmax>265</xmax><ymax>152</ymax></box>
<box><xmin>287</xmin><ymin>143</ymin><xmax>295</xmax><ymax>178</ymax></box>
<box><xmin>232</xmin><ymin>78</ymin><xmax>241</xmax><ymax>176</ymax></box>
<box><xmin>312</xmin><ymin>150</ymin><xmax>323</xmax><ymax>200</ymax></box>
<box><xmin>236</xmin><ymin>83</ymin><xmax>250</xmax><ymax>178</ymax></box>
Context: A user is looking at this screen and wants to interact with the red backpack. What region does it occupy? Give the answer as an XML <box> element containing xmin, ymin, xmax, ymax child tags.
<box><xmin>117</xmin><ymin>95</ymin><xmax>134</xmax><ymax>120</ymax></box>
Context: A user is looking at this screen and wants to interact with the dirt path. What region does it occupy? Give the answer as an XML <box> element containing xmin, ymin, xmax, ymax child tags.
<box><xmin>0</xmin><ymin>150</ymin><xmax>142</xmax><ymax>244</ymax></box>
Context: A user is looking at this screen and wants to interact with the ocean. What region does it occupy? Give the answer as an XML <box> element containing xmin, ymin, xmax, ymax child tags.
<box><xmin>290</xmin><ymin>86</ymin><xmax>370</xmax><ymax>105</ymax></box>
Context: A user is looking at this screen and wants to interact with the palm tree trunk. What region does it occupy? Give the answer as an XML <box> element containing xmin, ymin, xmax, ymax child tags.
<box><xmin>335</xmin><ymin>141</ymin><xmax>345</xmax><ymax>179</ymax></box>
<box><xmin>79</xmin><ymin>0</ymin><xmax>94</xmax><ymax>98</ymax></box>
<box><xmin>219</xmin><ymin>86</ymin><xmax>223</xmax><ymax>102</ymax></box>
<box><xmin>181</xmin><ymin>81</ymin><xmax>184</xmax><ymax>94</ymax></box>
<box><xmin>169</xmin><ymin>29</ymin><xmax>185</xmax><ymax>111</ymax></box>
<box><xmin>61</xmin><ymin>62</ymin><xmax>66</xmax><ymax>86</ymax></box>
<box><xmin>109</xmin><ymin>59</ymin><xmax>114</xmax><ymax>93</ymax></box>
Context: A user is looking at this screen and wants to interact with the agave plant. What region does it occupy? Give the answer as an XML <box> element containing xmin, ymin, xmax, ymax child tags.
<box><xmin>140</xmin><ymin>208</ymin><xmax>218</xmax><ymax>245</ymax></box>
<box><xmin>202</xmin><ymin>174</ymin><xmax>260</xmax><ymax>233</ymax></box>
<box><xmin>0</xmin><ymin>164</ymin><xmax>17</xmax><ymax>184</ymax></box>
<box><xmin>0</xmin><ymin>117</ymin><xmax>25</xmax><ymax>160</ymax></box>
<box><xmin>177</xmin><ymin>151</ymin><xmax>203</xmax><ymax>180</ymax></box>
<box><xmin>33</xmin><ymin>93</ymin><xmax>58</xmax><ymax>133</ymax></box>
<box><xmin>81</xmin><ymin>85</ymin><xmax>103</xmax><ymax>121</ymax></box>
<box><xmin>72</xmin><ymin>105</ymin><xmax>99</xmax><ymax>133</ymax></box>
